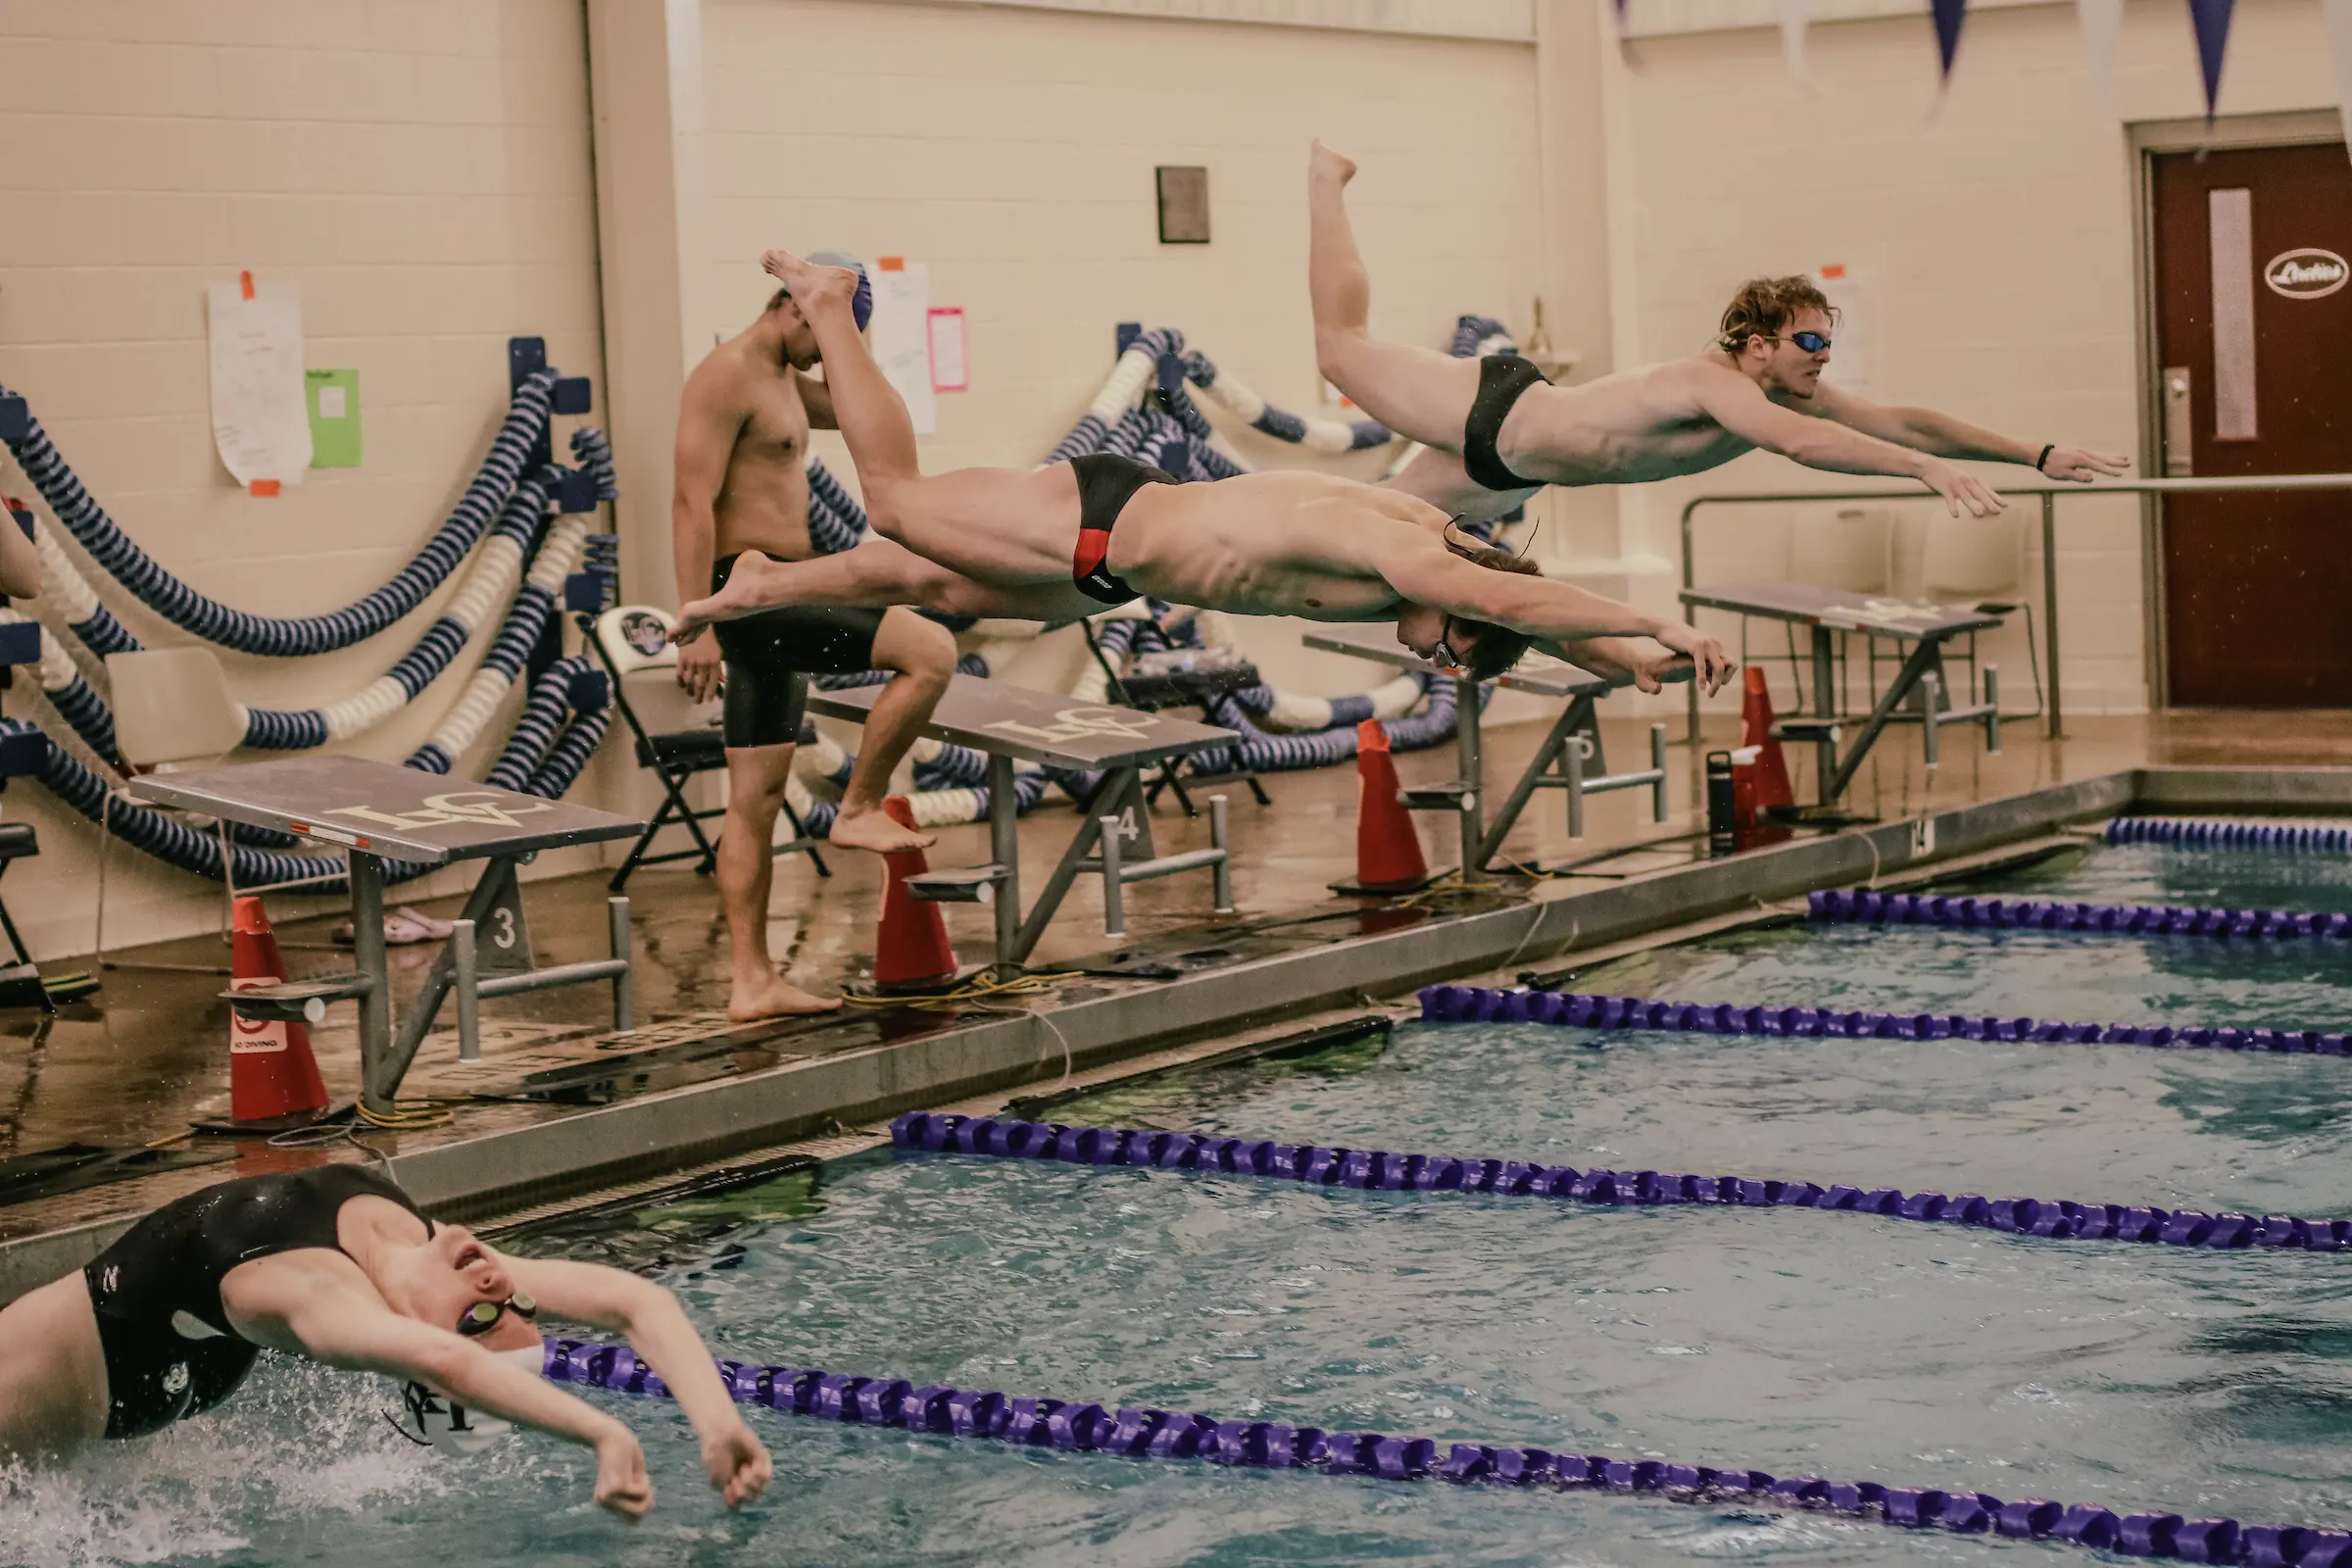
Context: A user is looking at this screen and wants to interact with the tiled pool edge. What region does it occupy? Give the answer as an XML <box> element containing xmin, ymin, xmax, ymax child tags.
<box><xmin>7</xmin><ymin>764</ymin><xmax>2343</xmax><ymax>1301</ymax></box>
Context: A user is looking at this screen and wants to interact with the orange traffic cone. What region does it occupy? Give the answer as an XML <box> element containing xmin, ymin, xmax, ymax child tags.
<box><xmin>871</xmin><ymin>796</ymin><xmax>959</xmax><ymax>991</ymax></box>
<box><xmin>1348</xmin><ymin>719</ymin><xmax>1432</xmax><ymax>893</ymax></box>
<box><xmin>228</xmin><ymin>896</ymin><xmax>328</xmax><ymax>1125</ymax></box>
<box><xmin>1740</xmin><ymin>666</ymin><xmax>1796</xmax><ymax>814</ymax></box>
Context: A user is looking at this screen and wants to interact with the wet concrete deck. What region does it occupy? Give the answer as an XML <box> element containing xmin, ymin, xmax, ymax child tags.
<box><xmin>4</xmin><ymin>705</ymin><xmax>2349</xmax><ymax>1294</ymax></box>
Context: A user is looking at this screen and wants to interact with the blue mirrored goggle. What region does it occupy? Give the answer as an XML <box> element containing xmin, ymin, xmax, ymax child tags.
<box><xmin>1781</xmin><ymin>330</ymin><xmax>1832</xmax><ymax>353</ymax></box>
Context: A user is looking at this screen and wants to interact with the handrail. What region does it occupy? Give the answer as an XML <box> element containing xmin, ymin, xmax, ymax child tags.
<box><xmin>1678</xmin><ymin>473</ymin><xmax>2352</xmax><ymax>745</ymax></box>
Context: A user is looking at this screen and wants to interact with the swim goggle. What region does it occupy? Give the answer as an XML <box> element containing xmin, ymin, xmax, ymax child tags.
<box><xmin>456</xmin><ymin>1292</ymin><xmax>538</xmax><ymax>1338</ymax></box>
<box><xmin>1772</xmin><ymin>330</ymin><xmax>1833</xmax><ymax>353</ymax></box>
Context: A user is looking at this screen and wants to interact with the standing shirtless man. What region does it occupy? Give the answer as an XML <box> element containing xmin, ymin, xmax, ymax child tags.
<box><xmin>1306</xmin><ymin>142</ymin><xmax>2128</xmax><ymax>525</ymax></box>
<box><xmin>674</xmin><ymin>268</ymin><xmax>958</xmax><ymax>1020</ymax></box>
<box><xmin>675</xmin><ymin>252</ymin><xmax>1734</xmax><ymax>701</ymax></box>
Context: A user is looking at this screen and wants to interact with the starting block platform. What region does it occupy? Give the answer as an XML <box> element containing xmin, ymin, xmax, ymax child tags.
<box><xmin>1301</xmin><ymin>625</ymin><xmax>1667</xmax><ymax>878</ymax></box>
<box><xmin>127</xmin><ymin>757</ymin><xmax>645</xmax><ymax>1114</ymax></box>
<box><xmin>1679</xmin><ymin>580</ymin><xmax>2003</xmax><ymax>804</ymax></box>
<box><xmin>806</xmin><ymin>674</ymin><xmax>1244</xmax><ymax>968</ymax></box>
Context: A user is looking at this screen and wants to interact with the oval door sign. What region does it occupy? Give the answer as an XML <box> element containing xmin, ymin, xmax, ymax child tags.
<box><xmin>2264</xmin><ymin>248</ymin><xmax>2349</xmax><ymax>299</ymax></box>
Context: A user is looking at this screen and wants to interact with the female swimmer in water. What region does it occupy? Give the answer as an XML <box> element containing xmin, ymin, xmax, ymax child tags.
<box><xmin>0</xmin><ymin>1162</ymin><xmax>769</xmax><ymax>1520</ymax></box>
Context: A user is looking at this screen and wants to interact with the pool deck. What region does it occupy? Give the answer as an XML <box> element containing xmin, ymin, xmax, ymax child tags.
<box><xmin>6</xmin><ymin>706</ymin><xmax>2352</xmax><ymax>1299</ymax></box>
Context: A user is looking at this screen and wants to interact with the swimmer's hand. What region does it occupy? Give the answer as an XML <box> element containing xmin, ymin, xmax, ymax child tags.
<box><xmin>595</xmin><ymin>1423</ymin><xmax>655</xmax><ymax>1520</ymax></box>
<box><xmin>675</xmin><ymin>629</ymin><xmax>723</xmax><ymax>704</ymax></box>
<box><xmin>2038</xmin><ymin>444</ymin><xmax>2131</xmax><ymax>483</ymax></box>
<box><xmin>702</xmin><ymin>1418</ymin><xmax>772</xmax><ymax>1509</ymax></box>
<box><xmin>1649</xmin><ymin>620</ymin><xmax>1736</xmax><ymax>697</ymax></box>
<box><xmin>1920</xmin><ymin>459</ymin><xmax>2005</xmax><ymax>518</ymax></box>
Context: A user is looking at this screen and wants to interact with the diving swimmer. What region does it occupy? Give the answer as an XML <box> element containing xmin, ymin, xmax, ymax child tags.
<box><xmin>1305</xmin><ymin>141</ymin><xmax>2129</xmax><ymax>525</ymax></box>
<box><xmin>673</xmin><ymin>251</ymin><xmax>1737</xmax><ymax>700</ymax></box>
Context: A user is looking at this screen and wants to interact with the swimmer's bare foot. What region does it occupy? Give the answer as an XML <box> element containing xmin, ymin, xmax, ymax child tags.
<box><xmin>1308</xmin><ymin>139</ymin><xmax>1357</xmax><ymax>188</ymax></box>
<box><xmin>727</xmin><ymin>972</ymin><xmax>841</xmax><ymax>1022</ymax></box>
<box><xmin>829</xmin><ymin>801</ymin><xmax>937</xmax><ymax>857</ymax></box>
<box><xmin>760</xmin><ymin>249</ymin><xmax>858</xmax><ymax>313</ymax></box>
<box><xmin>672</xmin><ymin>552</ymin><xmax>788</xmax><ymax>644</ymax></box>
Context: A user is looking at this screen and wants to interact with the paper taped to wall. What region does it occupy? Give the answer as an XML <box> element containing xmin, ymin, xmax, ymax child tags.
<box><xmin>870</xmin><ymin>259</ymin><xmax>935</xmax><ymax>435</ymax></box>
<box><xmin>928</xmin><ymin>307</ymin><xmax>967</xmax><ymax>392</ymax></box>
<box><xmin>208</xmin><ymin>276</ymin><xmax>312</xmax><ymax>487</ymax></box>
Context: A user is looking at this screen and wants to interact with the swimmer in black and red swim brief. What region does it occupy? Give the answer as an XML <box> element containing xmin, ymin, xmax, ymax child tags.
<box><xmin>673</xmin><ymin>250</ymin><xmax>1736</xmax><ymax>705</ymax></box>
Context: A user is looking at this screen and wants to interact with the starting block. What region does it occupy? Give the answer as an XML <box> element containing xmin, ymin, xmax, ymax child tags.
<box><xmin>1301</xmin><ymin>625</ymin><xmax>1667</xmax><ymax>876</ymax></box>
<box><xmin>806</xmin><ymin>674</ymin><xmax>1243</xmax><ymax>968</ymax></box>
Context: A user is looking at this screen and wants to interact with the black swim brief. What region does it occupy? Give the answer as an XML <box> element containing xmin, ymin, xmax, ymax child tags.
<box><xmin>1462</xmin><ymin>353</ymin><xmax>1549</xmax><ymax>493</ymax></box>
<box><xmin>1067</xmin><ymin>453</ymin><xmax>1176</xmax><ymax>606</ymax></box>
<box><xmin>710</xmin><ymin>554</ymin><xmax>887</xmax><ymax>748</ymax></box>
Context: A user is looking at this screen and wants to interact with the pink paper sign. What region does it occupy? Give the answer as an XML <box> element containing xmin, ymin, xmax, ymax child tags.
<box><xmin>927</xmin><ymin>308</ymin><xmax>967</xmax><ymax>392</ymax></box>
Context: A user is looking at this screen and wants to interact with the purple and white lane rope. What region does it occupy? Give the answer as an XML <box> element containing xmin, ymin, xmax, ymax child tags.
<box><xmin>889</xmin><ymin>1111</ymin><xmax>2352</xmax><ymax>1255</ymax></box>
<box><xmin>1421</xmin><ymin>981</ymin><xmax>2352</xmax><ymax>1058</ymax></box>
<box><xmin>540</xmin><ymin>1337</ymin><xmax>2338</xmax><ymax>1562</ymax></box>
<box><xmin>2109</xmin><ymin>818</ymin><xmax>2352</xmax><ymax>855</ymax></box>
<box><xmin>1809</xmin><ymin>888</ymin><xmax>2352</xmax><ymax>942</ymax></box>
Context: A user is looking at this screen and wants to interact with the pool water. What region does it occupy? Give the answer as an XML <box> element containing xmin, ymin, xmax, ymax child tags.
<box><xmin>10</xmin><ymin>842</ymin><xmax>2352</xmax><ymax>1567</ymax></box>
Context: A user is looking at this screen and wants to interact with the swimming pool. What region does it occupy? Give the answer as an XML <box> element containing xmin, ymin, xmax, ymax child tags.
<box><xmin>9</xmin><ymin>839</ymin><xmax>2352</xmax><ymax>1567</ymax></box>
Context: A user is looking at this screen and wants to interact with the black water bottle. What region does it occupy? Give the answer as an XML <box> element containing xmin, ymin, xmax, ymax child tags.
<box><xmin>1705</xmin><ymin>750</ymin><xmax>1738</xmax><ymax>857</ymax></box>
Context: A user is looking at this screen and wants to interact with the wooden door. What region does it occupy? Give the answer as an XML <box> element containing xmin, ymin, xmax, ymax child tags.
<box><xmin>2150</xmin><ymin>141</ymin><xmax>2352</xmax><ymax>706</ymax></box>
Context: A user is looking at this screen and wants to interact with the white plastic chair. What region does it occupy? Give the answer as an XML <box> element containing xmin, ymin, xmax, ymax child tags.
<box><xmin>1920</xmin><ymin>512</ymin><xmax>2041</xmax><ymax>718</ymax></box>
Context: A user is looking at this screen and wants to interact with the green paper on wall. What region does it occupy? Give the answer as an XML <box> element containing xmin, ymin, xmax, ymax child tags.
<box><xmin>305</xmin><ymin>368</ymin><xmax>361</xmax><ymax>467</ymax></box>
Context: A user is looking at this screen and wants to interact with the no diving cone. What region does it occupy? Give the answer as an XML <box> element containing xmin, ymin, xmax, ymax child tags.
<box><xmin>1345</xmin><ymin>719</ymin><xmax>1433</xmax><ymax>894</ymax></box>
<box><xmin>871</xmin><ymin>796</ymin><xmax>959</xmax><ymax>991</ymax></box>
<box><xmin>1740</xmin><ymin>666</ymin><xmax>1796</xmax><ymax>813</ymax></box>
<box><xmin>228</xmin><ymin>896</ymin><xmax>328</xmax><ymax>1126</ymax></box>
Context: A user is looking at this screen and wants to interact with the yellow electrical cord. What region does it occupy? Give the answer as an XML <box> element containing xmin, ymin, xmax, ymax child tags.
<box><xmin>840</xmin><ymin>968</ymin><xmax>1074</xmax><ymax>1013</ymax></box>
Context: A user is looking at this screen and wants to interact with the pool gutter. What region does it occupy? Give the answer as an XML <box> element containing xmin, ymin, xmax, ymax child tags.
<box><xmin>6</xmin><ymin>764</ymin><xmax>2344</xmax><ymax>1300</ymax></box>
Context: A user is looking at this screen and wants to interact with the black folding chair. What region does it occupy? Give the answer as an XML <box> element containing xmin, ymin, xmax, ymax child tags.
<box><xmin>1077</xmin><ymin>618</ymin><xmax>1270</xmax><ymax>815</ymax></box>
<box><xmin>589</xmin><ymin>607</ymin><xmax>828</xmax><ymax>892</ymax></box>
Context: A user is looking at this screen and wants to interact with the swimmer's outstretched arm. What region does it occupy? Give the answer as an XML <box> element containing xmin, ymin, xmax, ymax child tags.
<box><xmin>1364</xmin><ymin>530</ymin><xmax>1737</xmax><ymax>694</ymax></box>
<box><xmin>1549</xmin><ymin>635</ymin><xmax>1696</xmax><ymax>693</ymax></box>
<box><xmin>234</xmin><ymin>1271</ymin><xmax>657</xmax><ymax>1519</ymax></box>
<box><xmin>508</xmin><ymin>1256</ymin><xmax>772</xmax><ymax>1509</ymax></box>
<box><xmin>1690</xmin><ymin>365</ymin><xmax>2007</xmax><ymax>518</ymax></box>
<box><xmin>1805</xmin><ymin>382</ymin><xmax>2129</xmax><ymax>483</ymax></box>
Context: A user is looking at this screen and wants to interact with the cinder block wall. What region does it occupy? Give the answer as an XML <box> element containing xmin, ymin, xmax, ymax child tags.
<box><xmin>0</xmin><ymin>0</ymin><xmax>608</xmax><ymax>956</ymax></box>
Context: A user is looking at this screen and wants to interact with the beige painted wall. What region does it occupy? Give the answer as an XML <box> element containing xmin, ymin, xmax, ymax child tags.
<box><xmin>0</xmin><ymin>0</ymin><xmax>607</xmax><ymax>956</ymax></box>
<box><xmin>1611</xmin><ymin>0</ymin><xmax>2342</xmax><ymax>716</ymax></box>
<box><xmin>695</xmin><ymin>0</ymin><xmax>1544</xmax><ymax>482</ymax></box>
<box><xmin>685</xmin><ymin>0</ymin><xmax>1549</xmax><ymax>699</ymax></box>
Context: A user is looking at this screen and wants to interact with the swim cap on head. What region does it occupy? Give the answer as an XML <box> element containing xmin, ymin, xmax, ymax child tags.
<box><xmin>387</xmin><ymin>1345</ymin><xmax>545</xmax><ymax>1453</ymax></box>
<box><xmin>806</xmin><ymin>249</ymin><xmax>873</xmax><ymax>332</ymax></box>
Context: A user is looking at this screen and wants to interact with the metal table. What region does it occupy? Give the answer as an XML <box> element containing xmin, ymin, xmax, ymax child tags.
<box><xmin>1301</xmin><ymin>624</ymin><xmax>1668</xmax><ymax>875</ymax></box>
<box><xmin>128</xmin><ymin>757</ymin><xmax>645</xmax><ymax>1113</ymax></box>
<box><xmin>1678</xmin><ymin>580</ymin><xmax>2003</xmax><ymax>804</ymax></box>
<box><xmin>806</xmin><ymin>674</ymin><xmax>1243</xmax><ymax>967</ymax></box>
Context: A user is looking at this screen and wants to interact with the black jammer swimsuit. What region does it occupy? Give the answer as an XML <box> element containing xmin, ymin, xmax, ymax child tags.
<box><xmin>1067</xmin><ymin>453</ymin><xmax>1178</xmax><ymax>606</ymax></box>
<box><xmin>82</xmin><ymin>1164</ymin><xmax>428</xmax><ymax>1439</ymax></box>
<box><xmin>709</xmin><ymin>557</ymin><xmax>889</xmax><ymax>749</ymax></box>
<box><xmin>1462</xmin><ymin>354</ymin><xmax>1550</xmax><ymax>493</ymax></box>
